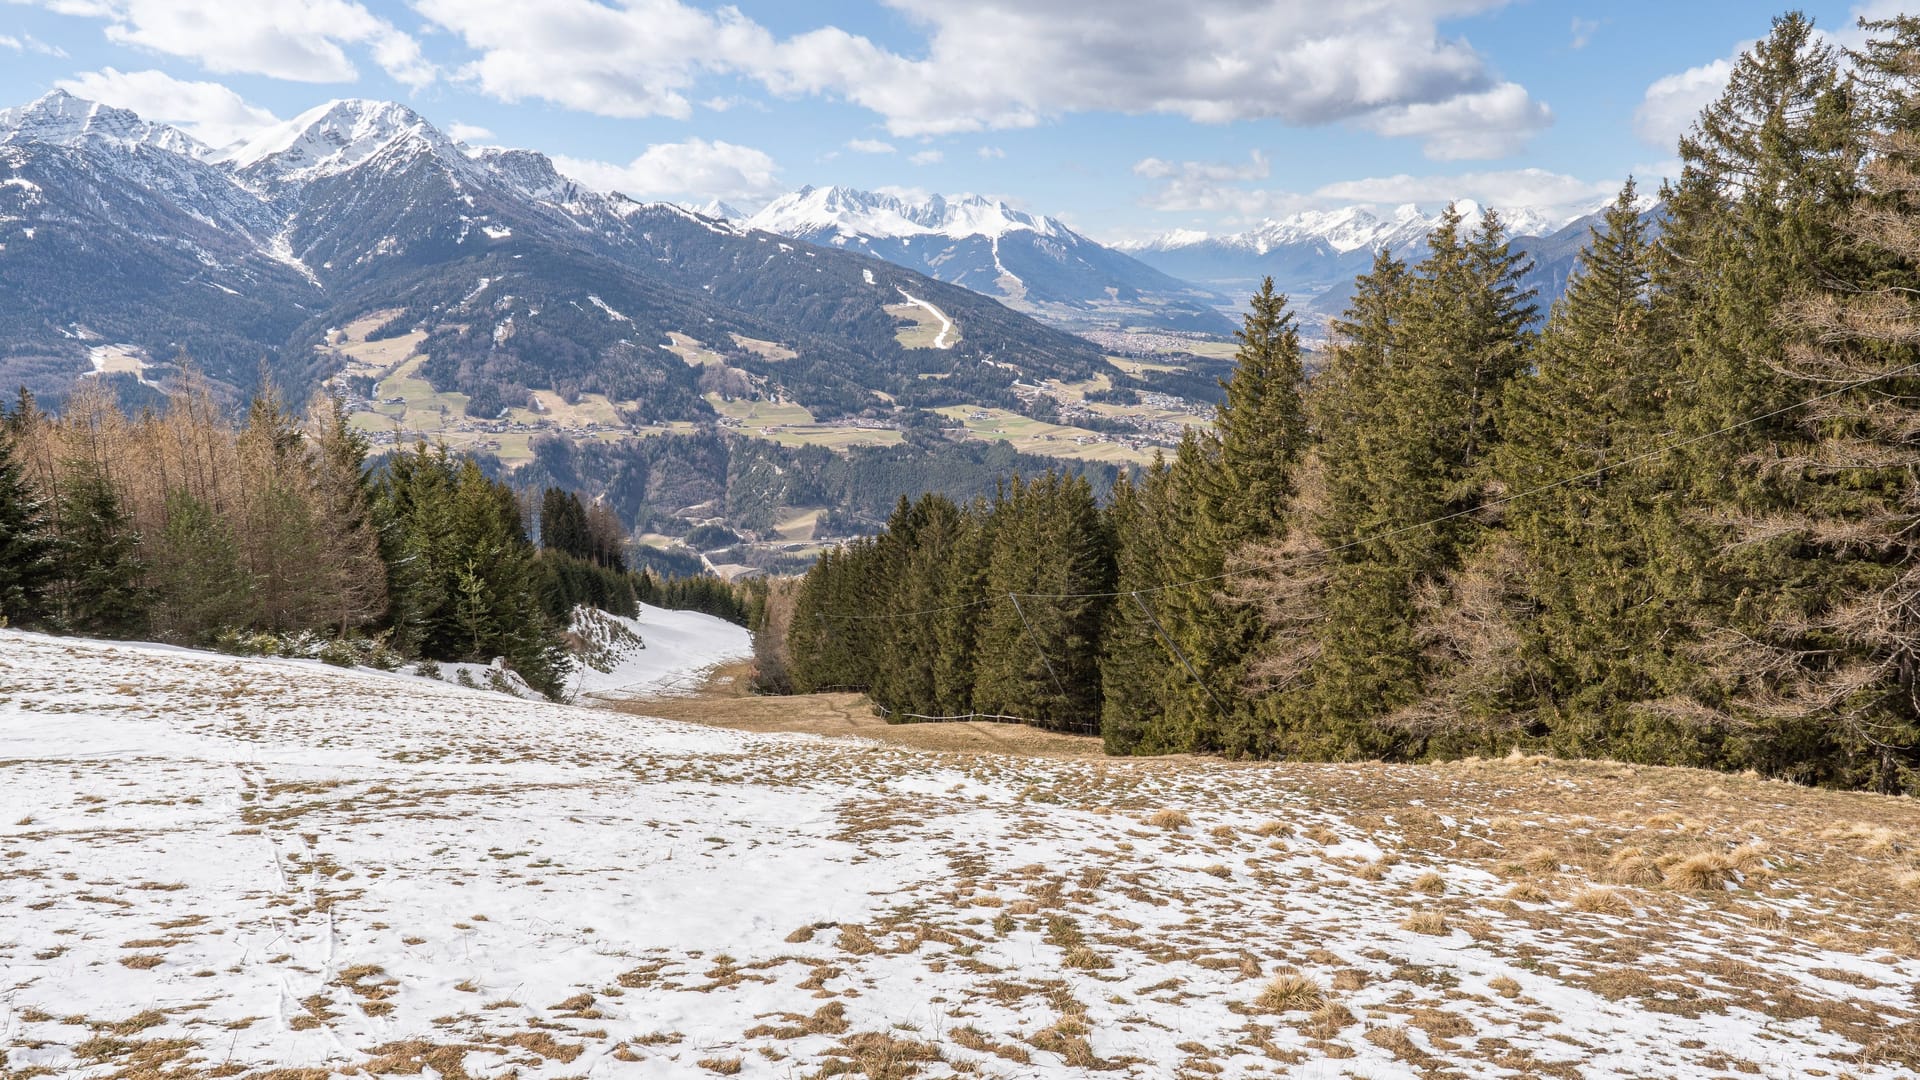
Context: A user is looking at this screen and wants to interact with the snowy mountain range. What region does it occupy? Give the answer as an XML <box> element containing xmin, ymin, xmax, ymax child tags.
<box><xmin>739</xmin><ymin>186</ymin><xmax>1234</xmax><ymax>334</ymax></box>
<box><xmin>0</xmin><ymin>90</ymin><xmax>1105</xmax><ymax>417</ymax></box>
<box><xmin>1122</xmin><ymin>200</ymin><xmax>1619</xmax><ymax>318</ymax></box>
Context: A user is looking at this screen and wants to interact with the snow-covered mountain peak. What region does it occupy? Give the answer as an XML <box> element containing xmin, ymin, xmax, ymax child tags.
<box><xmin>1132</xmin><ymin>200</ymin><xmax>1589</xmax><ymax>257</ymax></box>
<box><xmin>214</xmin><ymin>99</ymin><xmax>453</xmax><ymax>179</ymax></box>
<box><xmin>688</xmin><ymin>199</ymin><xmax>744</xmax><ymax>221</ymax></box>
<box><xmin>748</xmin><ymin>185</ymin><xmax>1061</xmax><ymax>242</ymax></box>
<box><xmin>471</xmin><ymin>146</ymin><xmax>578</xmax><ymax>205</ymax></box>
<box><xmin>0</xmin><ymin>89</ymin><xmax>208</xmax><ymax>158</ymax></box>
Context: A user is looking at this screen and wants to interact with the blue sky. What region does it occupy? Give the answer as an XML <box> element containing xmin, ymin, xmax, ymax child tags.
<box><xmin>0</xmin><ymin>1</ymin><xmax>1891</xmax><ymax>241</ymax></box>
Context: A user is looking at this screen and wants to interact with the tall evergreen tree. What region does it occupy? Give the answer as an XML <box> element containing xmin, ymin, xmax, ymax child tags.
<box><xmin>1128</xmin><ymin>279</ymin><xmax>1311</xmax><ymax>754</ymax></box>
<box><xmin>0</xmin><ymin>428</ymin><xmax>57</xmax><ymax>626</ymax></box>
<box><xmin>969</xmin><ymin>474</ymin><xmax>1113</xmax><ymax>730</ymax></box>
<box><xmin>1650</xmin><ymin>12</ymin><xmax>1869</xmax><ymax>775</ymax></box>
<box><xmin>1489</xmin><ymin>180</ymin><xmax>1677</xmax><ymax>751</ymax></box>
<box><xmin>50</xmin><ymin>461</ymin><xmax>148</xmax><ymax>637</ymax></box>
<box><xmin>1680</xmin><ymin>14</ymin><xmax>1920</xmax><ymax>793</ymax></box>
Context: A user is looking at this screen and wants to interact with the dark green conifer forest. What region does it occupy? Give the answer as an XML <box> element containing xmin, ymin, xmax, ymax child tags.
<box><xmin>782</xmin><ymin>14</ymin><xmax>1920</xmax><ymax>794</ymax></box>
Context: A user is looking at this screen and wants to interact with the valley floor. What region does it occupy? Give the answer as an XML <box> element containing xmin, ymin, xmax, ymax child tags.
<box><xmin>2</xmin><ymin>628</ymin><xmax>1918</xmax><ymax>1078</ymax></box>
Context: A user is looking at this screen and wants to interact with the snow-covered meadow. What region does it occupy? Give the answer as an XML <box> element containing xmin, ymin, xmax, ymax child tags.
<box><xmin>2</xmin><ymin>621</ymin><xmax>1917</xmax><ymax>1078</ymax></box>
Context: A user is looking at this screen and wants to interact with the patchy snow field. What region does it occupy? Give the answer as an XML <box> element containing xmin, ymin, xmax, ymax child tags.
<box><xmin>567</xmin><ymin>604</ymin><xmax>752</xmax><ymax>701</ymax></box>
<box><xmin>2</xmin><ymin>628</ymin><xmax>1918</xmax><ymax>1079</ymax></box>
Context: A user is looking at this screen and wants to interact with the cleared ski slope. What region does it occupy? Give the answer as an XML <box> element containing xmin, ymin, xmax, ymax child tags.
<box><xmin>1</xmin><ymin>627</ymin><xmax>1916</xmax><ymax>1078</ymax></box>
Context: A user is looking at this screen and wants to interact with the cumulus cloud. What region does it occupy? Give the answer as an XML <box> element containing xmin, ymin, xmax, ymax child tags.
<box><xmin>411</xmin><ymin>0</ymin><xmax>1549</xmax><ymax>157</ymax></box>
<box><xmin>908</xmin><ymin>148</ymin><xmax>943</xmax><ymax>165</ymax></box>
<box><xmin>1634</xmin><ymin>57</ymin><xmax>1732</xmax><ymax>151</ymax></box>
<box><xmin>554</xmin><ymin>137</ymin><xmax>781</xmax><ymax>203</ymax></box>
<box><xmin>416</xmin><ymin>0</ymin><xmax>773</xmax><ymax>119</ymax></box>
<box><xmin>846</xmin><ymin>138</ymin><xmax>895</xmax><ymax>154</ymax></box>
<box><xmin>54</xmin><ymin>67</ymin><xmax>280</xmax><ymax>146</ymax></box>
<box><xmin>447</xmin><ymin>121</ymin><xmax>494</xmax><ymax>143</ymax></box>
<box><xmin>17</xmin><ymin>0</ymin><xmax>433</xmax><ymax>86</ymax></box>
<box><xmin>1357</xmin><ymin>81</ymin><xmax>1550</xmax><ymax>160</ymax></box>
<box><xmin>976</xmin><ymin>145</ymin><xmax>1005</xmax><ymax>159</ymax></box>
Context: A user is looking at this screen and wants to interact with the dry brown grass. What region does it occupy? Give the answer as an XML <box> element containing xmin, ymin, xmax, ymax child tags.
<box><xmin>604</xmin><ymin>676</ymin><xmax>1100</xmax><ymax>759</ymax></box>
<box><xmin>697</xmin><ymin>1056</ymin><xmax>743</xmax><ymax>1074</ymax></box>
<box><xmin>1570</xmin><ymin>888</ymin><xmax>1632</xmax><ymax>915</ymax></box>
<box><xmin>1663</xmin><ymin>852</ymin><xmax>1737</xmax><ymax>892</ymax></box>
<box><xmin>1401</xmin><ymin>911</ymin><xmax>1450</xmax><ymax>936</ymax></box>
<box><xmin>1144</xmin><ymin>808</ymin><xmax>1192</xmax><ymax>830</ymax></box>
<box><xmin>1254</xmin><ymin>973</ymin><xmax>1323</xmax><ymax>1013</ymax></box>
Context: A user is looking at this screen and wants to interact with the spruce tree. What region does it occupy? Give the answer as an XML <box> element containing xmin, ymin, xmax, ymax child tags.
<box><xmin>1492</xmin><ymin>181</ymin><xmax>1676</xmax><ymax>753</ymax></box>
<box><xmin>151</xmin><ymin>490</ymin><xmax>251</xmax><ymax>642</ymax></box>
<box><xmin>1682</xmin><ymin>15</ymin><xmax>1920</xmax><ymax>793</ymax></box>
<box><xmin>0</xmin><ymin>429</ymin><xmax>57</xmax><ymax>626</ymax></box>
<box><xmin>1650</xmin><ymin>12</ymin><xmax>1868</xmax><ymax>775</ymax></box>
<box><xmin>51</xmin><ymin>461</ymin><xmax>148</xmax><ymax>638</ymax></box>
<box><xmin>1152</xmin><ymin>279</ymin><xmax>1311</xmax><ymax>755</ymax></box>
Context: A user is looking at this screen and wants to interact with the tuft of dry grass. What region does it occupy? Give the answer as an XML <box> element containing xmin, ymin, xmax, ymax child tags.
<box><xmin>1411</xmin><ymin>871</ymin><xmax>1446</xmax><ymax>895</ymax></box>
<box><xmin>1663</xmin><ymin>851</ymin><xmax>1737</xmax><ymax>892</ymax></box>
<box><xmin>1489</xmin><ymin>975</ymin><xmax>1521</xmax><ymax>999</ymax></box>
<box><xmin>1144</xmin><ymin>809</ymin><xmax>1191</xmax><ymax>830</ymax></box>
<box><xmin>696</xmin><ymin>1055</ymin><xmax>743</xmax><ymax>1074</ymax></box>
<box><xmin>1304</xmin><ymin>1000</ymin><xmax>1355</xmax><ymax>1038</ymax></box>
<box><xmin>1518</xmin><ymin>846</ymin><xmax>1561</xmax><ymax>874</ymax></box>
<box><xmin>1401</xmin><ymin>911</ymin><xmax>1449</xmax><ymax>936</ymax></box>
<box><xmin>118</xmin><ymin>954</ymin><xmax>164</xmax><ymax>970</ymax></box>
<box><xmin>1570</xmin><ymin>887</ymin><xmax>1632</xmax><ymax>915</ymax></box>
<box><xmin>1504</xmin><ymin>882</ymin><xmax>1550</xmax><ymax>902</ymax></box>
<box><xmin>1252</xmin><ymin>821</ymin><xmax>1291</xmax><ymax>837</ymax></box>
<box><xmin>1254</xmin><ymin>973</ymin><xmax>1324</xmax><ymax>1013</ymax></box>
<box><xmin>1606</xmin><ymin>848</ymin><xmax>1662</xmax><ymax>886</ymax></box>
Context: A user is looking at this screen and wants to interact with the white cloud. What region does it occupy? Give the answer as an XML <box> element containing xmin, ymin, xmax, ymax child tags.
<box><xmin>908</xmin><ymin>148</ymin><xmax>943</xmax><ymax>166</ymax></box>
<box><xmin>1133</xmin><ymin>151</ymin><xmax>1269</xmax><ymax>183</ymax></box>
<box><xmin>447</xmin><ymin>121</ymin><xmax>494</xmax><ymax>143</ymax></box>
<box><xmin>1315</xmin><ymin>167</ymin><xmax>1618</xmax><ymax>213</ymax></box>
<box><xmin>412</xmin><ymin>0</ymin><xmax>1549</xmax><ymax>157</ymax></box>
<box><xmin>54</xmin><ymin>67</ymin><xmax>280</xmax><ymax>146</ymax></box>
<box><xmin>1357</xmin><ymin>81</ymin><xmax>1549</xmax><ymax>159</ymax></box>
<box><xmin>0</xmin><ymin>32</ymin><xmax>68</xmax><ymax>56</ymax></box>
<box><xmin>976</xmin><ymin>145</ymin><xmax>1005</xmax><ymax>159</ymax></box>
<box><xmin>17</xmin><ymin>0</ymin><xmax>433</xmax><ymax>86</ymax></box>
<box><xmin>1134</xmin><ymin>156</ymin><xmax>1621</xmax><ymax>226</ymax></box>
<box><xmin>554</xmin><ymin>137</ymin><xmax>781</xmax><ymax>203</ymax></box>
<box><xmin>846</xmin><ymin>137</ymin><xmax>895</xmax><ymax>154</ymax></box>
<box><xmin>1569</xmin><ymin>17</ymin><xmax>1600</xmax><ymax>50</ymax></box>
<box><xmin>1634</xmin><ymin>57</ymin><xmax>1733</xmax><ymax>151</ymax></box>
<box><xmin>416</xmin><ymin>0</ymin><xmax>774</xmax><ymax>119</ymax></box>
<box><xmin>1132</xmin><ymin>152</ymin><xmax>1286</xmax><ymax>215</ymax></box>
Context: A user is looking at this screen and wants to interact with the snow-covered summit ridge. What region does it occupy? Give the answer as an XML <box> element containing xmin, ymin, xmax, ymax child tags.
<box><xmin>748</xmin><ymin>185</ymin><xmax>1063</xmax><ymax>242</ymax></box>
<box><xmin>213</xmin><ymin>99</ymin><xmax>457</xmax><ymax>180</ymax></box>
<box><xmin>1128</xmin><ymin>199</ymin><xmax>1592</xmax><ymax>255</ymax></box>
<box><xmin>0</xmin><ymin>89</ymin><xmax>208</xmax><ymax>158</ymax></box>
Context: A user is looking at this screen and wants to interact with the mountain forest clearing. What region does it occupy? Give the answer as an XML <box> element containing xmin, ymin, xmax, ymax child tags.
<box><xmin>4</xmin><ymin>627</ymin><xmax>1918</xmax><ymax>1079</ymax></box>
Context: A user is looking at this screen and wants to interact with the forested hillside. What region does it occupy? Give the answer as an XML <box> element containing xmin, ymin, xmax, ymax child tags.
<box><xmin>777</xmin><ymin>14</ymin><xmax>1920</xmax><ymax>795</ymax></box>
<box><xmin>0</xmin><ymin>377</ymin><xmax>762</xmax><ymax>698</ymax></box>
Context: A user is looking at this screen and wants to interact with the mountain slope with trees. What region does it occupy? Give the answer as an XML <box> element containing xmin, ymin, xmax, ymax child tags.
<box><xmin>775</xmin><ymin>12</ymin><xmax>1920</xmax><ymax>795</ymax></box>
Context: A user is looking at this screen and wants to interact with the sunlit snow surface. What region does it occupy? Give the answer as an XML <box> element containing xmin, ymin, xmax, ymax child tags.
<box><xmin>2</xmin><ymin>628</ymin><xmax>1915</xmax><ymax>1078</ymax></box>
